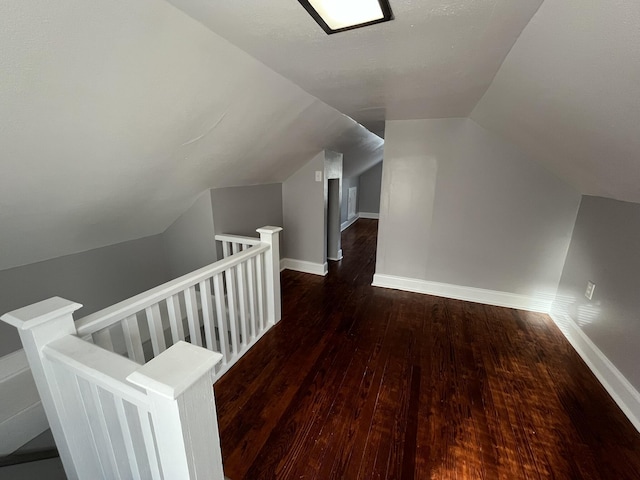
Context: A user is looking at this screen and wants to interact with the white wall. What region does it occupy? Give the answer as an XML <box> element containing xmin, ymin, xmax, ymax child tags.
<box><xmin>357</xmin><ymin>162</ymin><xmax>383</xmax><ymax>215</ymax></box>
<box><xmin>324</xmin><ymin>151</ymin><xmax>343</xmax><ymax>261</ymax></box>
<box><xmin>0</xmin><ymin>235</ymin><xmax>172</xmax><ymax>356</ymax></box>
<box><xmin>283</xmin><ymin>152</ymin><xmax>326</xmax><ymax>267</ymax></box>
<box><xmin>340</xmin><ymin>176</ymin><xmax>359</xmax><ymax>224</ymax></box>
<box><xmin>163</xmin><ymin>191</ymin><xmax>217</xmax><ymax>278</ymax></box>
<box><xmin>0</xmin><ymin>0</ymin><xmax>383</xmax><ymax>273</ymax></box>
<box><xmin>551</xmin><ymin>196</ymin><xmax>640</xmax><ymax>428</ymax></box>
<box><xmin>211</xmin><ymin>184</ymin><xmax>283</xmax><ymax>237</ymax></box>
<box><xmin>0</xmin><ymin>234</ymin><xmax>172</xmax><ymax>453</ymax></box>
<box><xmin>376</xmin><ymin>118</ymin><xmax>580</xmax><ymax>306</ymax></box>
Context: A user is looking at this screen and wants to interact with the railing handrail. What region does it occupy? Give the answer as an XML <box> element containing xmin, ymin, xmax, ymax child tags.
<box><xmin>43</xmin><ymin>335</ymin><xmax>149</xmax><ymax>407</ymax></box>
<box><xmin>214</xmin><ymin>233</ymin><xmax>261</xmax><ymax>246</ymax></box>
<box><xmin>76</xmin><ymin>242</ymin><xmax>269</xmax><ymax>337</ymax></box>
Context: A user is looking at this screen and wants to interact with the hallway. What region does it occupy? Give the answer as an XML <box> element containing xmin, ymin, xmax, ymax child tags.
<box><xmin>215</xmin><ymin>219</ymin><xmax>640</xmax><ymax>480</ymax></box>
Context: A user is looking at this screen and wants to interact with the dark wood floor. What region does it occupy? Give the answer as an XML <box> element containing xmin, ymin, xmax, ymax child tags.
<box><xmin>215</xmin><ymin>219</ymin><xmax>640</xmax><ymax>480</ymax></box>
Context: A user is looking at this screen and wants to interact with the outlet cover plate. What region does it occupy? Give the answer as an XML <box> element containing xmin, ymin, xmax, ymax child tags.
<box><xmin>585</xmin><ymin>281</ymin><xmax>596</xmax><ymax>300</ymax></box>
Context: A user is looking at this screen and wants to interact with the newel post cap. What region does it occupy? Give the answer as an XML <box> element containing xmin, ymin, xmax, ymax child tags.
<box><xmin>127</xmin><ymin>341</ymin><xmax>223</xmax><ymax>400</ymax></box>
<box><xmin>1</xmin><ymin>297</ymin><xmax>83</xmax><ymax>330</ymax></box>
<box><xmin>256</xmin><ymin>226</ymin><xmax>283</xmax><ymax>235</ymax></box>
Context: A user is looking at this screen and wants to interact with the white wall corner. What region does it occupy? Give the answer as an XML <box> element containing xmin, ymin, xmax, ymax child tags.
<box><xmin>328</xmin><ymin>249</ymin><xmax>343</xmax><ymax>262</ymax></box>
<box><xmin>0</xmin><ymin>349</ymin><xmax>48</xmax><ymax>455</ymax></box>
<box><xmin>341</xmin><ymin>215</ymin><xmax>360</xmax><ymax>232</ymax></box>
<box><xmin>371</xmin><ymin>274</ymin><xmax>554</xmax><ymax>313</ymax></box>
<box><xmin>281</xmin><ymin>258</ymin><xmax>328</xmax><ymax>276</ymax></box>
<box><xmin>549</xmin><ymin>305</ymin><xmax>640</xmax><ymax>433</ymax></box>
<box><xmin>357</xmin><ymin>212</ymin><xmax>380</xmax><ymax>220</ymax></box>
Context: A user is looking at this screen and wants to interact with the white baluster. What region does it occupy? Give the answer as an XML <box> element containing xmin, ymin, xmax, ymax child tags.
<box><xmin>145</xmin><ymin>304</ymin><xmax>166</xmax><ymax>356</ymax></box>
<box><xmin>166</xmin><ymin>294</ymin><xmax>186</xmax><ymax>344</ymax></box>
<box><xmin>93</xmin><ymin>328</ymin><xmax>115</xmax><ymax>352</ymax></box>
<box><xmin>212</xmin><ymin>274</ymin><xmax>230</xmax><ymax>365</ymax></box>
<box><xmin>247</xmin><ymin>256</ymin><xmax>258</xmax><ymax>340</ymax></box>
<box><xmin>1</xmin><ymin>298</ymin><xmax>99</xmax><ymax>479</ymax></box>
<box><xmin>256</xmin><ymin>252</ymin><xmax>265</xmax><ymax>331</ymax></box>
<box><xmin>127</xmin><ymin>342</ymin><xmax>225</xmax><ymax>480</ymax></box>
<box><xmin>200</xmin><ymin>279</ymin><xmax>217</xmax><ymax>351</ymax></box>
<box><xmin>184</xmin><ymin>286</ymin><xmax>202</xmax><ymax>346</ymax></box>
<box><xmin>225</xmin><ymin>268</ymin><xmax>240</xmax><ymax>355</ymax></box>
<box><xmin>257</xmin><ymin>226</ymin><xmax>283</xmax><ymax>325</ymax></box>
<box><xmin>236</xmin><ymin>259</ymin><xmax>248</xmax><ymax>348</ymax></box>
<box><xmin>114</xmin><ymin>397</ymin><xmax>143</xmax><ymax>480</ymax></box>
<box><xmin>122</xmin><ymin>314</ymin><xmax>145</xmax><ymax>364</ymax></box>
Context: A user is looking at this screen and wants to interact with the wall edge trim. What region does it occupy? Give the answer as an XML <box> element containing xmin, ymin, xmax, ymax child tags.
<box><xmin>341</xmin><ymin>215</ymin><xmax>360</xmax><ymax>232</ymax></box>
<box><xmin>281</xmin><ymin>258</ymin><xmax>328</xmax><ymax>276</ymax></box>
<box><xmin>549</xmin><ymin>308</ymin><xmax>640</xmax><ymax>433</ymax></box>
<box><xmin>371</xmin><ymin>273</ymin><xmax>553</xmax><ymax>313</ymax></box>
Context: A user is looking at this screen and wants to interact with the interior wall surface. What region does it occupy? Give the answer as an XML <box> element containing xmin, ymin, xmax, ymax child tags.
<box><xmin>357</xmin><ymin>162</ymin><xmax>383</xmax><ymax>215</ymax></box>
<box><xmin>376</xmin><ymin>118</ymin><xmax>581</xmax><ymax>298</ymax></box>
<box><xmin>282</xmin><ymin>152</ymin><xmax>326</xmax><ymax>264</ymax></box>
<box><xmin>211</xmin><ymin>183</ymin><xmax>283</xmax><ymax>237</ymax></box>
<box><xmin>0</xmin><ymin>234</ymin><xmax>171</xmax><ymax>356</ymax></box>
<box><xmin>554</xmin><ymin>195</ymin><xmax>640</xmax><ymax>391</ymax></box>
<box><xmin>341</xmin><ymin>176</ymin><xmax>359</xmax><ymax>224</ymax></box>
<box><xmin>163</xmin><ymin>190</ymin><xmax>217</xmax><ymax>278</ymax></box>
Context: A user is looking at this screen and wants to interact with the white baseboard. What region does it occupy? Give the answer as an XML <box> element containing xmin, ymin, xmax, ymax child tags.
<box><xmin>549</xmin><ymin>309</ymin><xmax>640</xmax><ymax>433</ymax></box>
<box><xmin>0</xmin><ymin>349</ymin><xmax>48</xmax><ymax>455</ymax></box>
<box><xmin>327</xmin><ymin>249</ymin><xmax>343</xmax><ymax>262</ymax></box>
<box><xmin>341</xmin><ymin>215</ymin><xmax>359</xmax><ymax>232</ymax></box>
<box><xmin>281</xmin><ymin>258</ymin><xmax>328</xmax><ymax>276</ymax></box>
<box><xmin>371</xmin><ymin>273</ymin><xmax>554</xmax><ymax>313</ymax></box>
<box><xmin>358</xmin><ymin>212</ymin><xmax>379</xmax><ymax>219</ymax></box>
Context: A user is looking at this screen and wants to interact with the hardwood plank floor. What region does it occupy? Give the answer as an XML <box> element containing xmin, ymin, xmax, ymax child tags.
<box><xmin>215</xmin><ymin>219</ymin><xmax>640</xmax><ymax>479</ymax></box>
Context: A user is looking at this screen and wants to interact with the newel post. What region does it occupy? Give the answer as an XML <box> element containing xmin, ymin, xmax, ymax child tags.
<box><xmin>257</xmin><ymin>226</ymin><xmax>283</xmax><ymax>325</ymax></box>
<box><xmin>1</xmin><ymin>297</ymin><xmax>84</xmax><ymax>480</ymax></box>
<box><xmin>127</xmin><ymin>341</ymin><xmax>225</xmax><ymax>480</ymax></box>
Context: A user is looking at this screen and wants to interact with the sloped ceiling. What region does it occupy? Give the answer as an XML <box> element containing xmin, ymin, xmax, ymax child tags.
<box><xmin>164</xmin><ymin>0</ymin><xmax>545</xmax><ymax>130</ymax></box>
<box><xmin>169</xmin><ymin>0</ymin><xmax>640</xmax><ymax>204</ymax></box>
<box><xmin>471</xmin><ymin>0</ymin><xmax>640</xmax><ymax>203</ymax></box>
<box><xmin>0</xmin><ymin>0</ymin><xmax>382</xmax><ymax>270</ymax></box>
<box><xmin>5</xmin><ymin>0</ymin><xmax>640</xmax><ymax>270</ymax></box>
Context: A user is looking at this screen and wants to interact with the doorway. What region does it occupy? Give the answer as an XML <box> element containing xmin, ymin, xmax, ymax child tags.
<box><xmin>327</xmin><ymin>178</ymin><xmax>342</xmax><ymax>261</ymax></box>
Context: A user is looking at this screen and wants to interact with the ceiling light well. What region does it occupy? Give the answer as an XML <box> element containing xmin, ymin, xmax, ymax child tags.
<box><xmin>298</xmin><ymin>0</ymin><xmax>393</xmax><ymax>35</ymax></box>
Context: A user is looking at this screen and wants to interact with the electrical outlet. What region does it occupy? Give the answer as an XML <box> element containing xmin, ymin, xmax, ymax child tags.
<box><xmin>315</xmin><ymin>171</ymin><xmax>322</xmax><ymax>182</ymax></box>
<box><xmin>585</xmin><ymin>281</ymin><xmax>596</xmax><ymax>300</ymax></box>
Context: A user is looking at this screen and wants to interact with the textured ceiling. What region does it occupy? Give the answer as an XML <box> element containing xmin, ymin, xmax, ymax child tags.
<box><xmin>5</xmin><ymin>0</ymin><xmax>640</xmax><ymax>270</ymax></box>
<box><xmin>164</xmin><ymin>0</ymin><xmax>545</xmax><ymax>131</ymax></box>
<box><xmin>471</xmin><ymin>0</ymin><xmax>640</xmax><ymax>203</ymax></box>
<box><xmin>0</xmin><ymin>0</ymin><xmax>382</xmax><ymax>270</ymax></box>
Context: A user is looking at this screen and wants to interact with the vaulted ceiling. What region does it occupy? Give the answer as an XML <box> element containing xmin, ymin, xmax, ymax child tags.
<box><xmin>166</xmin><ymin>0</ymin><xmax>545</xmax><ymax>131</ymax></box>
<box><xmin>2</xmin><ymin>0</ymin><xmax>639</xmax><ymax>270</ymax></box>
<box><xmin>169</xmin><ymin>0</ymin><xmax>640</xmax><ymax>202</ymax></box>
<box><xmin>0</xmin><ymin>0</ymin><xmax>382</xmax><ymax>270</ymax></box>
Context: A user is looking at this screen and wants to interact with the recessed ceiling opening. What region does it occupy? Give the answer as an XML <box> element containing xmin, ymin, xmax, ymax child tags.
<box><xmin>298</xmin><ymin>0</ymin><xmax>393</xmax><ymax>35</ymax></box>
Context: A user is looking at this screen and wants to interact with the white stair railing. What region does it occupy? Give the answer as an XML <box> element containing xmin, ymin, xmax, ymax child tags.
<box><xmin>74</xmin><ymin>226</ymin><xmax>282</xmax><ymax>382</ymax></box>
<box><xmin>1</xmin><ymin>298</ymin><xmax>224</xmax><ymax>480</ymax></box>
<box><xmin>0</xmin><ymin>225</ymin><xmax>282</xmax><ymax>479</ymax></box>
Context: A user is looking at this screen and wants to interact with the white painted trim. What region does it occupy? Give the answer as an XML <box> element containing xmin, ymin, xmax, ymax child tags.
<box><xmin>549</xmin><ymin>309</ymin><xmax>640</xmax><ymax>433</ymax></box>
<box><xmin>0</xmin><ymin>350</ymin><xmax>48</xmax><ymax>455</ymax></box>
<box><xmin>357</xmin><ymin>212</ymin><xmax>379</xmax><ymax>219</ymax></box>
<box><xmin>281</xmin><ymin>258</ymin><xmax>328</xmax><ymax>276</ymax></box>
<box><xmin>341</xmin><ymin>215</ymin><xmax>359</xmax><ymax>232</ymax></box>
<box><xmin>328</xmin><ymin>249</ymin><xmax>343</xmax><ymax>262</ymax></box>
<box><xmin>0</xmin><ymin>402</ymin><xmax>49</xmax><ymax>456</ymax></box>
<box><xmin>372</xmin><ymin>274</ymin><xmax>554</xmax><ymax>313</ymax></box>
<box><xmin>0</xmin><ymin>349</ymin><xmax>29</xmax><ymax>382</ymax></box>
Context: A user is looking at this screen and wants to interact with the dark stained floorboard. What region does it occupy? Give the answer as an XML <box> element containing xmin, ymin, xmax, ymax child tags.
<box><xmin>215</xmin><ymin>219</ymin><xmax>640</xmax><ymax>479</ymax></box>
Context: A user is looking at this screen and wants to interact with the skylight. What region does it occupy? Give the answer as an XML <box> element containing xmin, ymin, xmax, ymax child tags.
<box><xmin>298</xmin><ymin>0</ymin><xmax>393</xmax><ymax>34</ymax></box>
